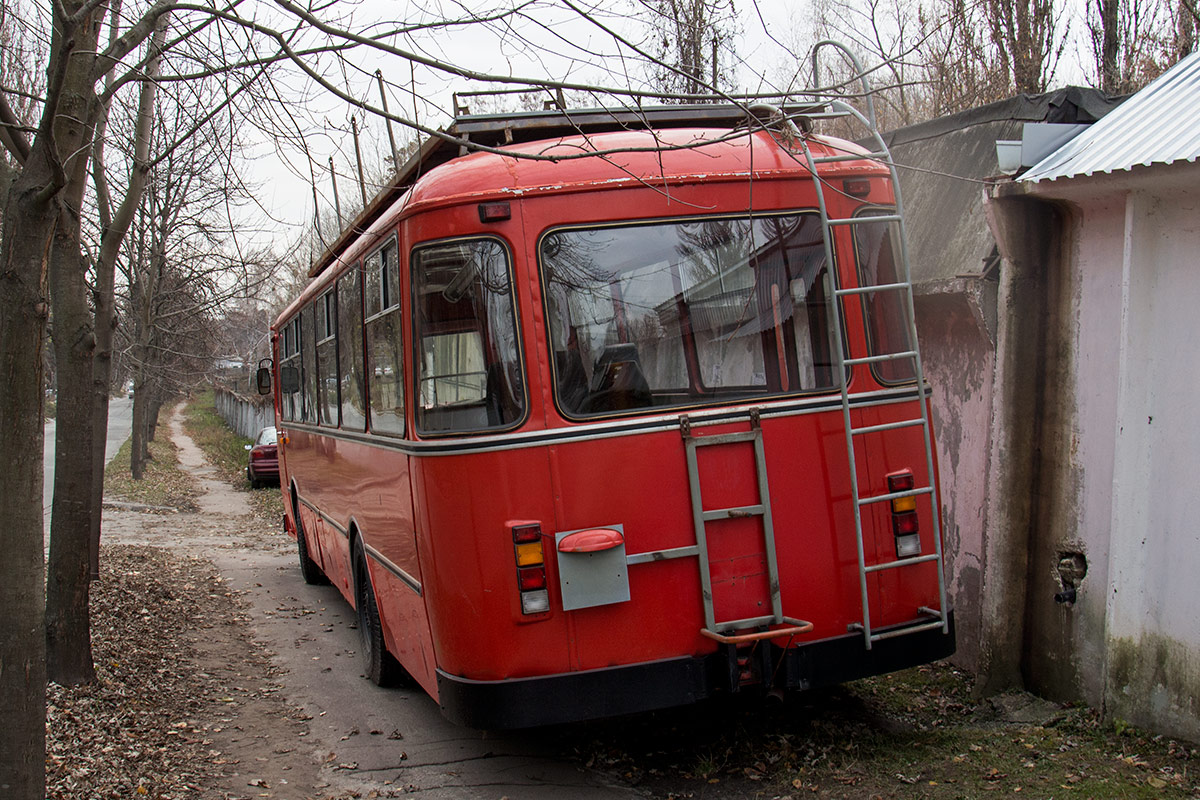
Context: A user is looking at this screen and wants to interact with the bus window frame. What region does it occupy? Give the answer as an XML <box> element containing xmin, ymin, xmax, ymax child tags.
<box><xmin>315</xmin><ymin>286</ymin><xmax>341</xmax><ymax>427</ymax></box>
<box><xmin>364</xmin><ymin>235</ymin><xmax>407</xmax><ymax>438</ymax></box>
<box><xmin>851</xmin><ymin>205</ymin><xmax>917</xmax><ymax>387</ymax></box>
<box><xmin>279</xmin><ymin>314</ymin><xmax>303</xmax><ymax>422</ymax></box>
<box><xmin>337</xmin><ymin>262</ymin><xmax>368</xmax><ymax>433</ymax></box>
<box><xmin>536</xmin><ymin>210</ymin><xmax>849</xmax><ymax>423</ymax></box>
<box><xmin>410</xmin><ymin>234</ymin><xmax>528</xmax><ymax>438</ymax></box>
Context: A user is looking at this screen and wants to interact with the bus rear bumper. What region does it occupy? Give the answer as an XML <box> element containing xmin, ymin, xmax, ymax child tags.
<box><xmin>436</xmin><ymin>611</ymin><xmax>956</xmax><ymax>729</ymax></box>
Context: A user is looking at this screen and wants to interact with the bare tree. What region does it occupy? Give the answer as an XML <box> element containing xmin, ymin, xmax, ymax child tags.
<box><xmin>632</xmin><ymin>0</ymin><xmax>740</xmax><ymax>98</ymax></box>
<box><xmin>1089</xmin><ymin>0</ymin><xmax>1198</xmax><ymax>92</ymax></box>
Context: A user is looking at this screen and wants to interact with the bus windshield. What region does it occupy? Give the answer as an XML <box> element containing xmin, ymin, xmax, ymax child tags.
<box><xmin>541</xmin><ymin>213</ymin><xmax>837</xmax><ymax>417</ymax></box>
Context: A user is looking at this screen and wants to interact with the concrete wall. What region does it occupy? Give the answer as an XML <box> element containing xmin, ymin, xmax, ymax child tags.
<box><xmin>214</xmin><ymin>385</ymin><xmax>275</xmax><ymax>440</ymax></box>
<box><xmin>1020</xmin><ymin>162</ymin><xmax>1200</xmax><ymax>742</ymax></box>
<box><xmin>915</xmin><ymin>285</ymin><xmax>996</xmax><ymax>672</ymax></box>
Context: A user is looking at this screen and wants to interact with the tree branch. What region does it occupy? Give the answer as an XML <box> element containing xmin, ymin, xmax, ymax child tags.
<box><xmin>0</xmin><ymin>89</ymin><xmax>32</xmax><ymax>164</ymax></box>
<box><xmin>92</xmin><ymin>0</ymin><xmax>174</xmax><ymax>82</ymax></box>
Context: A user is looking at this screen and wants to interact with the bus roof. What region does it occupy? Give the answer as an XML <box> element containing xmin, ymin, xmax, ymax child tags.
<box><xmin>304</xmin><ymin>103</ymin><xmax>880</xmax><ymax>281</ymax></box>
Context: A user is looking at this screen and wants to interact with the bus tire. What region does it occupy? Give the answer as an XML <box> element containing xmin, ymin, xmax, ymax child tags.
<box><xmin>354</xmin><ymin>546</ymin><xmax>403</xmax><ymax>687</ymax></box>
<box><xmin>296</xmin><ymin>515</ymin><xmax>330</xmax><ymax>586</ymax></box>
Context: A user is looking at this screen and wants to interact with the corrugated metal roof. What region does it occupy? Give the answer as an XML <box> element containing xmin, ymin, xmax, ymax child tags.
<box><xmin>1021</xmin><ymin>51</ymin><xmax>1200</xmax><ymax>183</ymax></box>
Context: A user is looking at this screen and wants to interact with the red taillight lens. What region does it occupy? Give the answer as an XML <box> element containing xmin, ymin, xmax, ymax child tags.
<box><xmin>843</xmin><ymin>178</ymin><xmax>871</xmax><ymax>197</ymax></box>
<box><xmin>478</xmin><ymin>201</ymin><xmax>511</xmax><ymax>222</ymax></box>
<box><xmin>251</xmin><ymin>449</ymin><xmax>265</xmax><ymax>460</ymax></box>
<box><xmin>512</xmin><ymin>524</ymin><xmax>541</xmax><ymax>544</ymax></box>
<box><xmin>893</xmin><ymin>510</ymin><xmax>919</xmax><ymax>536</ymax></box>
<box><xmin>517</xmin><ymin>566</ymin><xmax>546</xmax><ymax>591</ymax></box>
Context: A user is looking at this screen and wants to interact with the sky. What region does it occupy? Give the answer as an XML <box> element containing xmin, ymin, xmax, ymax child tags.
<box><xmin>243</xmin><ymin>1</ymin><xmax>806</xmax><ymax>252</ymax></box>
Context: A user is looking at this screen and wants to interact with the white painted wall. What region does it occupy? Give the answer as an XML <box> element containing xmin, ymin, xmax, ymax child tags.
<box><xmin>1031</xmin><ymin>162</ymin><xmax>1200</xmax><ymax>741</ymax></box>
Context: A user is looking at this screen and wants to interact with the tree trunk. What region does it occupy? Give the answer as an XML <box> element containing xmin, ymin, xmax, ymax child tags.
<box><xmin>89</xmin><ymin>290</ymin><xmax>116</xmax><ymax>579</ymax></box>
<box><xmin>131</xmin><ymin>374</ymin><xmax>149</xmax><ymax>479</ymax></box>
<box><xmin>45</xmin><ymin>234</ymin><xmax>98</xmax><ymax>685</ymax></box>
<box><xmin>43</xmin><ymin>0</ymin><xmax>105</xmax><ymax>687</ymax></box>
<box><xmin>149</xmin><ymin>394</ymin><xmax>162</xmax><ymax>441</ymax></box>
<box><xmin>0</xmin><ymin>90</ymin><xmax>58</xmax><ymax>800</ymax></box>
<box><xmin>0</xmin><ymin>180</ymin><xmax>52</xmax><ymax>800</ymax></box>
<box><xmin>1098</xmin><ymin>0</ymin><xmax>1121</xmax><ymax>92</ymax></box>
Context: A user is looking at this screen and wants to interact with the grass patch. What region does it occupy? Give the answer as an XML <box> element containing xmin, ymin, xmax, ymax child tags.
<box><xmin>182</xmin><ymin>388</ymin><xmax>283</xmax><ymax>524</ymax></box>
<box><xmin>104</xmin><ymin>431</ymin><xmax>199</xmax><ymax>511</ymax></box>
<box><xmin>576</xmin><ymin>660</ymin><xmax>1199</xmax><ymax>799</ymax></box>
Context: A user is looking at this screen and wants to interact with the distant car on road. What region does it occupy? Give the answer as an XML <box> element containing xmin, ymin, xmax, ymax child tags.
<box><xmin>245</xmin><ymin>426</ymin><xmax>279</xmax><ymax>488</ymax></box>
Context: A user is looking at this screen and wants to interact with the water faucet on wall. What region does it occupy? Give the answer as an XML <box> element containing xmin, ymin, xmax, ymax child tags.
<box><xmin>1055</xmin><ymin>552</ymin><xmax>1088</xmax><ymax>605</ymax></box>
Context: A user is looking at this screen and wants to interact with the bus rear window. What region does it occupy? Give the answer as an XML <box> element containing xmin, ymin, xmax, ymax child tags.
<box><xmin>412</xmin><ymin>239</ymin><xmax>525</xmax><ymax>434</ymax></box>
<box><xmin>541</xmin><ymin>213</ymin><xmax>836</xmax><ymax>417</ymax></box>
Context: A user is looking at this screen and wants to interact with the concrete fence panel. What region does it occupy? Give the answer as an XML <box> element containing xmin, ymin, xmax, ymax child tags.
<box><xmin>214</xmin><ymin>386</ymin><xmax>275</xmax><ymax>439</ymax></box>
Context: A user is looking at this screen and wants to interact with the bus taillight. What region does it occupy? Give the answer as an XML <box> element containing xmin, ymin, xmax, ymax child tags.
<box><xmin>887</xmin><ymin>471</ymin><xmax>921</xmax><ymax>558</ymax></box>
<box><xmin>512</xmin><ymin>523</ymin><xmax>550</xmax><ymax>614</ymax></box>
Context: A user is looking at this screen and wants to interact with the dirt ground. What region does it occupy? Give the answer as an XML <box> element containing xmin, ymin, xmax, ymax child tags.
<box><xmin>48</xmin><ymin>406</ymin><xmax>337</xmax><ymax>799</ymax></box>
<box><xmin>45</xmin><ymin>401</ymin><xmax>1200</xmax><ymax>800</ymax></box>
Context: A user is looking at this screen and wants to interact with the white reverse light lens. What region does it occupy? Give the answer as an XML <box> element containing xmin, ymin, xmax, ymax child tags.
<box><xmin>520</xmin><ymin>589</ymin><xmax>550</xmax><ymax>615</ymax></box>
<box><xmin>895</xmin><ymin>533</ymin><xmax>922</xmax><ymax>558</ymax></box>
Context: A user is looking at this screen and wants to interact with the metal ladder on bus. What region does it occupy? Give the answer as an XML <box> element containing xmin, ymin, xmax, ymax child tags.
<box><xmin>679</xmin><ymin>410</ymin><xmax>813</xmax><ymax>649</ymax></box>
<box><xmin>794</xmin><ymin>41</ymin><xmax>950</xmax><ymax>649</ymax></box>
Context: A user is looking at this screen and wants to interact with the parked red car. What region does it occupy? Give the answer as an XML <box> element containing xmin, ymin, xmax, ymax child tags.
<box><xmin>245</xmin><ymin>426</ymin><xmax>279</xmax><ymax>488</ymax></box>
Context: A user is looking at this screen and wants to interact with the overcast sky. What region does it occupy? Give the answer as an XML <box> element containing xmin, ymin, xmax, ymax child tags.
<box><xmin>244</xmin><ymin>1</ymin><xmax>806</xmax><ymax>251</ymax></box>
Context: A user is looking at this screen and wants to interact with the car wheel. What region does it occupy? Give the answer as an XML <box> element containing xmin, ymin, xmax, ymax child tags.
<box><xmin>354</xmin><ymin>545</ymin><xmax>403</xmax><ymax>687</ymax></box>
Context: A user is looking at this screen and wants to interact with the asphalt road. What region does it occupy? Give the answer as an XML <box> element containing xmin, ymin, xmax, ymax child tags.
<box><xmin>43</xmin><ymin>396</ymin><xmax>134</xmax><ymax>528</ymax></box>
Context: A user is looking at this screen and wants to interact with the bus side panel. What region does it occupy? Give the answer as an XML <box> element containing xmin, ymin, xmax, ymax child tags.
<box><xmin>411</xmin><ymin>447</ymin><xmax>571</xmax><ymax>682</ymax></box>
<box><xmin>290</xmin><ymin>432</ymin><xmax>355</xmax><ymax>597</ymax></box>
<box><xmin>337</xmin><ymin>440</ymin><xmax>438</xmax><ymax>698</ymax></box>
<box><xmin>282</xmin><ymin>427</ymin><xmax>338</xmax><ymax>594</ymax></box>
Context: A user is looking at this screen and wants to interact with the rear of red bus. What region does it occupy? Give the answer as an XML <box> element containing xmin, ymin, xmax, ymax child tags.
<box><xmin>391</xmin><ymin>126</ymin><xmax>954</xmax><ymax>728</ymax></box>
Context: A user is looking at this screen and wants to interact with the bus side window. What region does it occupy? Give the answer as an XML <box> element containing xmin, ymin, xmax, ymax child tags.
<box><xmin>315</xmin><ymin>288</ymin><xmax>340</xmax><ymax>426</ymax></box>
<box><xmin>412</xmin><ymin>239</ymin><xmax>525</xmax><ymax>435</ymax></box>
<box><xmin>279</xmin><ymin>315</ymin><xmax>300</xmax><ymax>421</ymax></box>
<box><xmin>301</xmin><ymin>304</ymin><xmax>318</xmax><ymax>423</ymax></box>
<box><xmin>365</xmin><ymin>240</ymin><xmax>405</xmax><ymax>436</ymax></box>
<box><xmin>853</xmin><ymin>210</ymin><xmax>915</xmax><ymax>384</ymax></box>
<box><xmin>338</xmin><ymin>265</ymin><xmax>367</xmax><ymax>432</ymax></box>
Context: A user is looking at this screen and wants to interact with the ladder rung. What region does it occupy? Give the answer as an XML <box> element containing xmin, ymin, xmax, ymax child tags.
<box><xmin>812</xmin><ymin>151</ymin><xmax>889</xmax><ymax>164</ymax></box>
<box><xmin>688</xmin><ymin>430</ymin><xmax>759</xmax><ymax>447</ymax></box>
<box><xmin>702</xmin><ymin>504</ymin><xmax>764</xmax><ymax>522</ymax></box>
<box><xmin>844</xmin><ymin>350</ymin><xmax>917</xmax><ymax>367</ymax></box>
<box><xmin>709</xmin><ymin>614</ymin><xmax>780</xmax><ymax>632</ymax></box>
<box><xmin>858</xmin><ymin>486</ymin><xmax>933</xmax><ymax>507</ymax></box>
<box><xmin>870</xmin><ymin>618</ymin><xmax>946</xmax><ymax>642</ymax></box>
<box><xmin>625</xmin><ymin>545</ymin><xmax>699</xmax><ymax>565</ymax></box>
<box><xmin>850</xmin><ymin>418</ymin><xmax>926</xmax><ymax>436</ymax></box>
<box><xmin>863</xmin><ymin>552</ymin><xmax>940</xmax><ymax>573</ymax></box>
<box><xmin>826</xmin><ymin>214</ymin><xmax>902</xmax><ymax>226</ymax></box>
<box><xmin>835</xmin><ymin>281</ymin><xmax>910</xmax><ymax>297</ymax></box>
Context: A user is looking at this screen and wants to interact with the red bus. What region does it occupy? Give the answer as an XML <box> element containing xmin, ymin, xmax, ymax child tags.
<box><xmin>263</xmin><ymin>101</ymin><xmax>953</xmax><ymax>728</ymax></box>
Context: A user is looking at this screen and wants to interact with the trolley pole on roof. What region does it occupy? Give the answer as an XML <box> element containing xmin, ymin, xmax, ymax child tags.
<box><xmin>329</xmin><ymin>157</ymin><xmax>343</xmax><ymax>227</ymax></box>
<box><xmin>376</xmin><ymin>70</ymin><xmax>401</xmax><ymax>175</ymax></box>
<box><xmin>351</xmin><ymin>115</ymin><xmax>369</xmax><ymax>207</ymax></box>
<box><xmin>311</xmin><ymin>183</ymin><xmax>327</xmax><ymax>253</ymax></box>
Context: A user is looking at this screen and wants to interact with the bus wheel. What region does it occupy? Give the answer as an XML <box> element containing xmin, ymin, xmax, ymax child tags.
<box><xmin>296</xmin><ymin>515</ymin><xmax>330</xmax><ymax>586</ymax></box>
<box><xmin>354</xmin><ymin>546</ymin><xmax>403</xmax><ymax>687</ymax></box>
